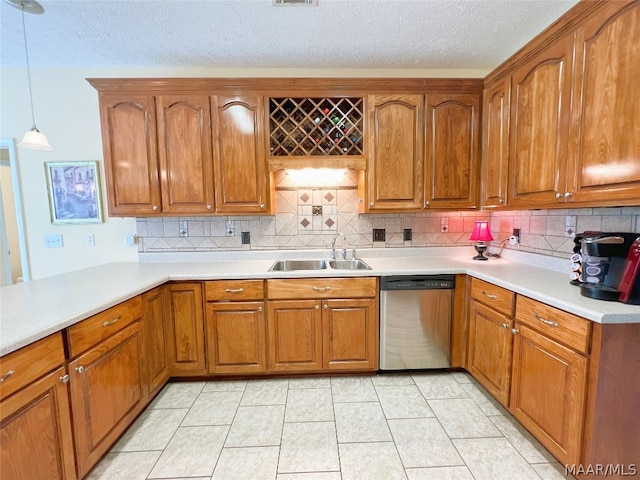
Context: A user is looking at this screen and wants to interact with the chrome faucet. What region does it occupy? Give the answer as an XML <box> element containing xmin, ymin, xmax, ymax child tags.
<box><xmin>331</xmin><ymin>232</ymin><xmax>347</xmax><ymax>260</ymax></box>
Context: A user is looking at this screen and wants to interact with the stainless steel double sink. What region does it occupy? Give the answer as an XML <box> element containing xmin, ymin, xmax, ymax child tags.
<box><xmin>268</xmin><ymin>259</ymin><xmax>371</xmax><ymax>271</ymax></box>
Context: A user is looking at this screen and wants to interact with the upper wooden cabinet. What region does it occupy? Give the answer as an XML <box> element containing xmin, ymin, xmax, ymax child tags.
<box><xmin>156</xmin><ymin>95</ymin><xmax>215</xmax><ymax>214</ymax></box>
<box><xmin>425</xmin><ymin>94</ymin><xmax>480</xmax><ymax>209</ymax></box>
<box><xmin>366</xmin><ymin>94</ymin><xmax>424</xmax><ymax>211</ymax></box>
<box><xmin>568</xmin><ymin>1</ymin><xmax>640</xmax><ymax>204</ymax></box>
<box><xmin>481</xmin><ymin>77</ymin><xmax>511</xmax><ymax>209</ymax></box>
<box><xmin>509</xmin><ymin>34</ymin><xmax>574</xmax><ymax>207</ymax></box>
<box><xmin>212</xmin><ymin>95</ymin><xmax>270</xmax><ymax>214</ymax></box>
<box><xmin>98</xmin><ymin>94</ymin><xmax>161</xmax><ymax>216</ymax></box>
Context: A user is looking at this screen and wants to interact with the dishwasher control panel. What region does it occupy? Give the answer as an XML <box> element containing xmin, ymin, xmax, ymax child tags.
<box><xmin>380</xmin><ymin>275</ymin><xmax>455</xmax><ymax>290</ymax></box>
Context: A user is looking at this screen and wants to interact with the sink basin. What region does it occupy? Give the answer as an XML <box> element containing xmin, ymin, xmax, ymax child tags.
<box><xmin>329</xmin><ymin>259</ymin><xmax>372</xmax><ymax>270</ymax></box>
<box><xmin>269</xmin><ymin>259</ymin><xmax>328</xmax><ymax>271</ymax></box>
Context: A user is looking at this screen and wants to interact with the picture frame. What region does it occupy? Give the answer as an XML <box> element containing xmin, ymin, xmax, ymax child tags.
<box><xmin>45</xmin><ymin>161</ymin><xmax>103</xmax><ymax>224</ymax></box>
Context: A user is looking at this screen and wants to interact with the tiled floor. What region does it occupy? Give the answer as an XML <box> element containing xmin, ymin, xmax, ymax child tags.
<box><xmin>87</xmin><ymin>372</ymin><xmax>573</xmax><ymax>480</ymax></box>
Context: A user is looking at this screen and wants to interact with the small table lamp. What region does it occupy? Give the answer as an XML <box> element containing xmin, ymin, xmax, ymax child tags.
<box><xmin>469</xmin><ymin>220</ymin><xmax>494</xmax><ymax>260</ymax></box>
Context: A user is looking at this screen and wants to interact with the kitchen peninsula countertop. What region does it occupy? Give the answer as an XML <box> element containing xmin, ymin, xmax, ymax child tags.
<box><xmin>2</xmin><ymin>249</ymin><xmax>639</xmax><ymax>356</ymax></box>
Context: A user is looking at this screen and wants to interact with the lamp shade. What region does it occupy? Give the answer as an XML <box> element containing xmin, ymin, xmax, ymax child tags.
<box><xmin>20</xmin><ymin>127</ymin><xmax>52</xmax><ymax>151</ymax></box>
<box><xmin>469</xmin><ymin>221</ymin><xmax>494</xmax><ymax>242</ymax></box>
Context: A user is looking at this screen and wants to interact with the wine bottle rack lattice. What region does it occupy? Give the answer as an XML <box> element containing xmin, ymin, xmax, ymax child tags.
<box><xmin>269</xmin><ymin>97</ymin><xmax>364</xmax><ymax>156</ymax></box>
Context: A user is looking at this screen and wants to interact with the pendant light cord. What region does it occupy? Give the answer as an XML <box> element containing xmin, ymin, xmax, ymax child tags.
<box><xmin>20</xmin><ymin>5</ymin><xmax>37</xmax><ymax>129</ymax></box>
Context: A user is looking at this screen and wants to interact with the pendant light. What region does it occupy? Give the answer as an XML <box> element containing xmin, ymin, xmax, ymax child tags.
<box><xmin>4</xmin><ymin>0</ymin><xmax>52</xmax><ymax>151</ymax></box>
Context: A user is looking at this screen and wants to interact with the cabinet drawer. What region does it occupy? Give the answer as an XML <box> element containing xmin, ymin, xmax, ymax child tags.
<box><xmin>0</xmin><ymin>332</ymin><xmax>65</xmax><ymax>401</ymax></box>
<box><xmin>267</xmin><ymin>277</ymin><xmax>377</xmax><ymax>300</ymax></box>
<box><xmin>67</xmin><ymin>296</ymin><xmax>143</xmax><ymax>358</ymax></box>
<box><xmin>515</xmin><ymin>296</ymin><xmax>591</xmax><ymax>354</ymax></box>
<box><xmin>205</xmin><ymin>280</ymin><xmax>264</xmax><ymax>301</ymax></box>
<box><xmin>471</xmin><ymin>278</ymin><xmax>515</xmax><ymax>316</ymax></box>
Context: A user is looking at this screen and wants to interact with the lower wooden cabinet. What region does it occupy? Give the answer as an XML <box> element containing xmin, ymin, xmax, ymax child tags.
<box><xmin>143</xmin><ymin>286</ymin><xmax>170</xmax><ymax>398</ymax></box>
<box><xmin>165</xmin><ymin>282</ymin><xmax>206</xmax><ymax>375</ymax></box>
<box><xmin>510</xmin><ymin>324</ymin><xmax>587</xmax><ymax>465</ymax></box>
<box><xmin>68</xmin><ymin>321</ymin><xmax>146</xmax><ymax>478</ymax></box>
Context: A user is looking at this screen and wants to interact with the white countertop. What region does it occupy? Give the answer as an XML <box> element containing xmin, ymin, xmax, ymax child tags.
<box><xmin>2</xmin><ymin>248</ymin><xmax>639</xmax><ymax>356</ymax></box>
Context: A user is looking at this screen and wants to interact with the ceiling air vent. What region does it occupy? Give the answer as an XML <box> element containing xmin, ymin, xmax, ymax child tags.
<box><xmin>272</xmin><ymin>0</ymin><xmax>318</xmax><ymax>6</ymax></box>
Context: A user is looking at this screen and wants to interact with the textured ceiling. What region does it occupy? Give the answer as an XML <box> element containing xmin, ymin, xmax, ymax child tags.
<box><xmin>0</xmin><ymin>0</ymin><xmax>579</xmax><ymax>70</ymax></box>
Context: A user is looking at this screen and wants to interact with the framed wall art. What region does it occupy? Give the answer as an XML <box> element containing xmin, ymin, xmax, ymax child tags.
<box><xmin>45</xmin><ymin>161</ymin><xmax>103</xmax><ymax>224</ymax></box>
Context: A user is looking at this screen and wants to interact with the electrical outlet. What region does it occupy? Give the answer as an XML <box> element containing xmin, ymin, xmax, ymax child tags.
<box><xmin>86</xmin><ymin>234</ymin><xmax>95</xmax><ymax>247</ymax></box>
<box><xmin>44</xmin><ymin>234</ymin><xmax>63</xmax><ymax>248</ymax></box>
<box><xmin>403</xmin><ymin>228</ymin><xmax>412</xmax><ymax>241</ymax></box>
<box><xmin>226</xmin><ymin>220</ymin><xmax>235</xmax><ymax>237</ymax></box>
<box><xmin>373</xmin><ymin>228</ymin><xmax>386</xmax><ymax>242</ymax></box>
<box><xmin>126</xmin><ymin>234</ymin><xmax>137</xmax><ymax>247</ymax></box>
<box><xmin>241</xmin><ymin>231</ymin><xmax>251</xmax><ymax>244</ymax></box>
<box><xmin>512</xmin><ymin>228</ymin><xmax>521</xmax><ymax>243</ymax></box>
<box><xmin>180</xmin><ymin>220</ymin><xmax>189</xmax><ymax>237</ymax></box>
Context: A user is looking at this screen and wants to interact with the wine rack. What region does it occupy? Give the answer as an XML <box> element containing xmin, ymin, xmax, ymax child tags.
<box><xmin>269</xmin><ymin>97</ymin><xmax>364</xmax><ymax>156</ymax></box>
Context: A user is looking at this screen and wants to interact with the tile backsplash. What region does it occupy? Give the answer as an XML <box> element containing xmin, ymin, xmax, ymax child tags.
<box><xmin>136</xmin><ymin>170</ymin><xmax>639</xmax><ymax>259</ymax></box>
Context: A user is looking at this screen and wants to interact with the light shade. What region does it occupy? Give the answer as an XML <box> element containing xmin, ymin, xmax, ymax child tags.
<box><xmin>469</xmin><ymin>221</ymin><xmax>494</xmax><ymax>242</ymax></box>
<box><xmin>20</xmin><ymin>127</ymin><xmax>52</xmax><ymax>151</ymax></box>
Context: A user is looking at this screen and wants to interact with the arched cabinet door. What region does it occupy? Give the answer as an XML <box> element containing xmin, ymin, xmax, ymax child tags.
<box><xmin>366</xmin><ymin>94</ymin><xmax>424</xmax><ymax>211</ymax></box>
<box><xmin>99</xmin><ymin>94</ymin><xmax>161</xmax><ymax>216</ymax></box>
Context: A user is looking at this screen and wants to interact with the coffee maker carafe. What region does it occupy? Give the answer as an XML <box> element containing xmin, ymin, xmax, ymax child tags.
<box><xmin>578</xmin><ymin>232</ymin><xmax>640</xmax><ymax>302</ymax></box>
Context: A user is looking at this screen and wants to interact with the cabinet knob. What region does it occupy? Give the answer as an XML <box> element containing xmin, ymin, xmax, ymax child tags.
<box><xmin>323</xmin><ymin>304</ymin><xmax>328</xmax><ymax>310</ymax></box>
<box><xmin>511</xmin><ymin>328</ymin><xmax>519</xmax><ymax>335</ymax></box>
<box><xmin>75</xmin><ymin>366</ymin><xmax>85</xmax><ymax>374</ymax></box>
<box><xmin>564</xmin><ymin>192</ymin><xmax>573</xmax><ymax>198</ymax></box>
<box><xmin>501</xmin><ymin>323</ymin><xmax>509</xmax><ymax>329</ymax></box>
<box><xmin>369</xmin><ymin>202</ymin><xmax>375</xmax><ymax>207</ymax></box>
<box><xmin>59</xmin><ymin>374</ymin><xmax>70</xmax><ymax>384</ymax></box>
<box><xmin>258</xmin><ymin>306</ymin><xmax>263</xmax><ymax>312</ymax></box>
<box><xmin>152</xmin><ymin>205</ymin><xmax>159</xmax><ymax>211</ymax></box>
<box><xmin>260</xmin><ymin>203</ymin><xmax>265</xmax><ymax>209</ymax></box>
<box><xmin>207</xmin><ymin>204</ymin><xmax>212</xmax><ymax>210</ymax></box>
<box><xmin>315</xmin><ymin>304</ymin><xmax>320</xmax><ymax>310</ymax></box>
<box><xmin>555</xmin><ymin>192</ymin><xmax>563</xmax><ymax>199</ymax></box>
<box><xmin>498</xmin><ymin>198</ymin><xmax>504</xmax><ymax>204</ymax></box>
<box><xmin>0</xmin><ymin>369</ymin><xmax>15</xmax><ymax>383</ymax></box>
<box><xmin>425</xmin><ymin>201</ymin><xmax>431</xmax><ymax>206</ymax></box>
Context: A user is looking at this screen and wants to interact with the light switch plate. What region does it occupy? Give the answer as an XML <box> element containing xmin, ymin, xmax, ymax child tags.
<box><xmin>45</xmin><ymin>234</ymin><xmax>63</xmax><ymax>248</ymax></box>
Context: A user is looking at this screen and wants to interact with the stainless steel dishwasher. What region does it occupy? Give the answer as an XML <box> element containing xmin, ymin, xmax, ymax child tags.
<box><xmin>379</xmin><ymin>275</ymin><xmax>455</xmax><ymax>370</ymax></box>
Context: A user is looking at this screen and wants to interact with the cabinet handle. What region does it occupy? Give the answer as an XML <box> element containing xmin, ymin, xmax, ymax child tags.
<box><xmin>102</xmin><ymin>315</ymin><xmax>121</xmax><ymax>328</ymax></box>
<box><xmin>555</xmin><ymin>192</ymin><xmax>563</xmax><ymax>199</ymax></box>
<box><xmin>534</xmin><ymin>313</ymin><xmax>558</xmax><ymax>327</ymax></box>
<box><xmin>564</xmin><ymin>192</ymin><xmax>573</xmax><ymax>198</ymax></box>
<box><xmin>501</xmin><ymin>323</ymin><xmax>509</xmax><ymax>329</ymax></box>
<box><xmin>75</xmin><ymin>366</ymin><xmax>85</xmax><ymax>374</ymax></box>
<box><xmin>312</xmin><ymin>286</ymin><xmax>331</xmax><ymax>292</ymax></box>
<box><xmin>315</xmin><ymin>304</ymin><xmax>320</xmax><ymax>310</ymax></box>
<box><xmin>258</xmin><ymin>306</ymin><xmax>263</xmax><ymax>312</ymax></box>
<box><xmin>59</xmin><ymin>374</ymin><xmax>70</xmax><ymax>384</ymax></box>
<box><xmin>260</xmin><ymin>203</ymin><xmax>265</xmax><ymax>209</ymax></box>
<box><xmin>482</xmin><ymin>291</ymin><xmax>498</xmax><ymax>300</ymax></box>
<box><xmin>511</xmin><ymin>328</ymin><xmax>519</xmax><ymax>335</ymax></box>
<box><xmin>207</xmin><ymin>204</ymin><xmax>212</xmax><ymax>210</ymax></box>
<box><xmin>225</xmin><ymin>288</ymin><xmax>244</xmax><ymax>293</ymax></box>
<box><xmin>0</xmin><ymin>369</ymin><xmax>15</xmax><ymax>383</ymax></box>
<box><xmin>323</xmin><ymin>304</ymin><xmax>328</xmax><ymax>310</ymax></box>
<box><xmin>152</xmin><ymin>205</ymin><xmax>159</xmax><ymax>211</ymax></box>
<box><xmin>425</xmin><ymin>201</ymin><xmax>431</xmax><ymax>206</ymax></box>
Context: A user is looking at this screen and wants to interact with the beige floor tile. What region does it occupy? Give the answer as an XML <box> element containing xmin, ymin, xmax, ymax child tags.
<box><xmin>453</xmin><ymin>437</ymin><xmax>542</xmax><ymax>480</ymax></box>
<box><xmin>148</xmin><ymin>381</ymin><xmax>206</xmax><ymax>409</ymax></box>
<box><xmin>334</xmin><ymin>401</ymin><xmax>392</xmax><ymax>443</ymax></box>
<box><xmin>278</xmin><ymin>422</ymin><xmax>340</xmax><ymax>473</ymax></box>
<box><xmin>111</xmin><ymin>408</ymin><xmax>188</xmax><ymax>452</ymax></box>
<box><xmin>285</xmin><ymin>388</ymin><xmax>334</xmax><ymax>422</ymax></box>
<box><xmin>372</xmin><ymin>373</ymin><xmax>415</xmax><ymax>386</ymax></box>
<box><xmin>202</xmin><ymin>379</ymin><xmax>248</xmax><ymax>392</ymax></box>
<box><xmin>460</xmin><ymin>382</ymin><xmax>508</xmax><ymax>416</ymax></box>
<box><xmin>490</xmin><ymin>414</ymin><xmax>557</xmax><ymax>463</ymax></box>
<box><xmin>412</xmin><ymin>373</ymin><xmax>468</xmax><ymax>399</ymax></box>
<box><xmin>277</xmin><ymin>473</ymin><xmax>342</xmax><ymax>480</ymax></box>
<box><xmin>405</xmin><ymin>466</ymin><xmax>475</xmax><ymax>480</ymax></box>
<box><xmin>288</xmin><ymin>376</ymin><xmax>331</xmax><ymax>389</ymax></box>
<box><xmin>388</xmin><ymin>418</ymin><xmax>463</xmax><ymax>468</ymax></box>
<box><xmin>85</xmin><ymin>451</ymin><xmax>161</xmax><ymax>480</ymax></box>
<box><xmin>181</xmin><ymin>390</ymin><xmax>242</xmax><ymax>426</ymax></box>
<box><xmin>449</xmin><ymin>372</ymin><xmax>474</xmax><ymax>384</ymax></box>
<box><xmin>241</xmin><ymin>378</ymin><xmax>289</xmax><ymax>406</ymax></box>
<box><xmin>225</xmin><ymin>405</ymin><xmax>285</xmax><ymax>447</ymax></box>
<box><xmin>339</xmin><ymin>442</ymin><xmax>407</xmax><ymax>480</ymax></box>
<box><xmin>212</xmin><ymin>446</ymin><xmax>280</xmax><ymax>480</ymax></box>
<box><xmin>148</xmin><ymin>425</ymin><xmax>228</xmax><ymax>478</ymax></box>
<box><xmin>331</xmin><ymin>375</ymin><xmax>378</xmax><ymax>402</ymax></box>
<box><xmin>428</xmin><ymin>398</ymin><xmax>502</xmax><ymax>439</ymax></box>
<box><xmin>376</xmin><ymin>385</ymin><xmax>435</xmax><ymax>419</ymax></box>
<box><xmin>531</xmin><ymin>462</ymin><xmax>575</xmax><ymax>479</ymax></box>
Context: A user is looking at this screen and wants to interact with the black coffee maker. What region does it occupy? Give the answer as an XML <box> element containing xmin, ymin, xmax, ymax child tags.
<box><xmin>574</xmin><ymin>232</ymin><xmax>640</xmax><ymax>301</ymax></box>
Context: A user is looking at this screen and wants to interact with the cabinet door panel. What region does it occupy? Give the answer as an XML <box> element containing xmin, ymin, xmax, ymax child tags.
<box><xmin>213</xmin><ymin>95</ymin><xmax>269</xmax><ymax>213</ymax></box>
<box><xmin>510</xmin><ymin>324</ymin><xmax>587</xmax><ymax>465</ymax></box>
<box><xmin>425</xmin><ymin>94</ymin><xmax>480</xmax><ymax>209</ymax></box>
<box><xmin>0</xmin><ymin>367</ymin><xmax>76</xmax><ymax>480</ymax></box>
<box><xmin>467</xmin><ymin>301</ymin><xmax>513</xmax><ymax>406</ymax></box>
<box><xmin>323</xmin><ymin>298</ymin><xmax>378</xmax><ymax>371</ymax></box>
<box><xmin>206</xmin><ymin>302</ymin><xmax>266</xmax><ymax>374</ymax></box>
<box><xmin>481</xmin><ymin>78</ymin><xmax>511</xmax><ymax>209</ymax></box>
<box><xmin>509</xmin><ymin>36</ymin><xmax>573</xmax><ymax>207</ymax></box>
<box><xmin>143</xmin><ymin>287</ymin><xmax>169</xmax><ymax>398</ymax></box>
<box><xmin>267</xmin><ymin>300</ymin><xmax>322</xmax><ymax>372</ymax></box>
<box><xmin>157</xmin><ymin>95</ymin><xmax>215</xmax><ymax>214</ymax></box>
<box><xmin>69</xmin><ymin>322</ymin><xmax>146</xmax><ymax>478</ymax></box>
<box><xmin>99</xmin><ymin>94</ymin><xmax>161</xmax><ymax>215</ymax></box>
<box><xmin>367</xmin><ymin>94</ymin><xmax>424</xmax><ymax>210</ymax></box>
<box><xmin>166</xmin><ymin>283</ymin><xmax>206</xmax><ymax>374</ymax></box>
<box><xmin>570</xmin><ymin>2</ymin><xmax>640</xmax><ymax>204</ymax></box>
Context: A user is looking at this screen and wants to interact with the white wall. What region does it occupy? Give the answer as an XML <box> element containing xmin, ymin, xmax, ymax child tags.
<box><xmin>0</xmin><ymin>66</ymin><xmax>487</xmax><ymax>279</ymax></box>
